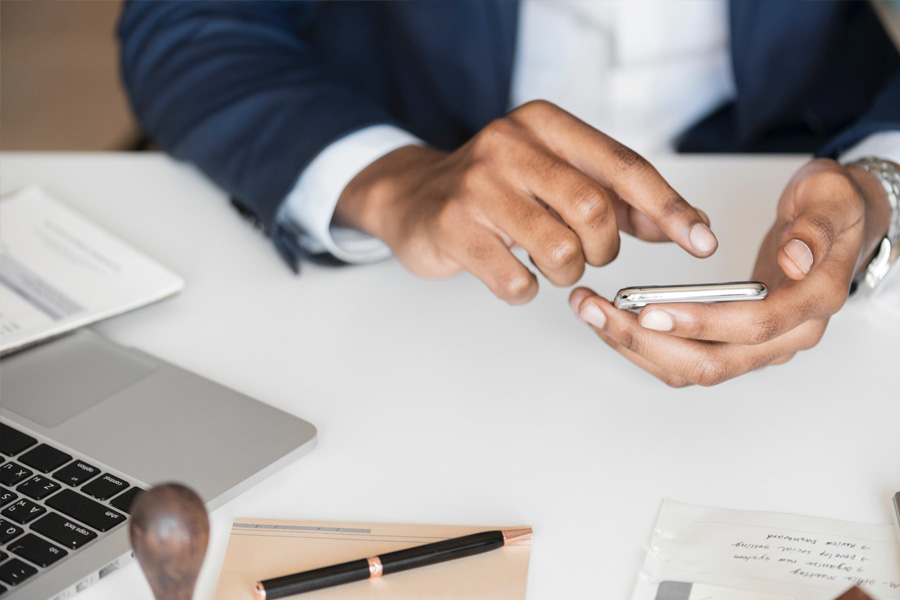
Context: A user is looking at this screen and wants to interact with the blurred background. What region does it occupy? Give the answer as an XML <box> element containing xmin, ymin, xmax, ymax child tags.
<box><xmin>2</xmin><ymin>0</ymin><xmax>900</xmax><ymax>152</ymax></box>
<box><xmin>1</xmin><ymin>1</ymin><xmax>138</xmax><ymax>151</ymax></box>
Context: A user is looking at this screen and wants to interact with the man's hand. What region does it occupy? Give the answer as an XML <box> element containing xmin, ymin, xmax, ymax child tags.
<box><xmin>569</xmin><ymin>158</ymin><xmax>893</xmax><ymax>386</ymax></box>
<box><xmin>335</xmin><ymin>100</ymin><xmax>717</xmax><ymax>304</ymax></box>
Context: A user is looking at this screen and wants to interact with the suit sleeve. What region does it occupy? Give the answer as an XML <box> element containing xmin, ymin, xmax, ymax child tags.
<box><xmin>118</xmin><ymin>0</ymin><xmax>396</xmax><ymax>243</ymax></box>
<box><xmin>818</xmin><ymin>70</ymin><xmax>900</xmax><ymax>158</ymax></box>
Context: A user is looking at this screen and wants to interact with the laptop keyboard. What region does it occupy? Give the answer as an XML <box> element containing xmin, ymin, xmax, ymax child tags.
<box><xmin>0</xmin><ymin>423</ymin><xmax>144</xmax><ymax>595</ymax></box>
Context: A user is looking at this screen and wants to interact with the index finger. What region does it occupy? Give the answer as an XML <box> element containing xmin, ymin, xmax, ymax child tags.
<box><xmin>512</xmin><ymin>101</ymin><xmax>718</xmax><ymax>258</ymax></box>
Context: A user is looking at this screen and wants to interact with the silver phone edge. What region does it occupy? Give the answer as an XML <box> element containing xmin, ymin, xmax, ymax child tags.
<box><xmin>613</xmin><ymin>282</ymin><xmax>767</xmax><ymax>311</ymax></box>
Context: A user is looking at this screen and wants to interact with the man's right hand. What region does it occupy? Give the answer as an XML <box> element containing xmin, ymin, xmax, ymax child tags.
<box><xmin>334</xmin><ymin>100</ymin><xmax>718</xmax><ymax>304</ymax></box>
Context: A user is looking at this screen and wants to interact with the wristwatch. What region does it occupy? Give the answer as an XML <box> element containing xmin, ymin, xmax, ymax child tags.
<box><xmin>846</xmin><ymin>157</ymin><xmax>900</xmax><ymax>294</ymax></box>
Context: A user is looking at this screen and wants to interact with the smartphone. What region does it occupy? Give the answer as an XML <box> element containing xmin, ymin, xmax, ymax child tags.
<box><xmin>613</xmin><ymin>281</ymin><xmax>767</xmax><ymax>311</ymax></box>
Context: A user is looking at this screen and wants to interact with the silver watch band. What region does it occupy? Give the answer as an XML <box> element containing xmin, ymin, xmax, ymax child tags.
<box><xmin>846</xmin><ymin>157</ymin><xmax>900</xmax><ymax>293</ymax></box>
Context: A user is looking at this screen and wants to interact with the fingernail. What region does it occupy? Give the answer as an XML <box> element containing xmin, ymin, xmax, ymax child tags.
<box><xmin>784</xmin><ymin>238</ymin><xmax>813</xmax><ymax>274</ymax></box>
<box><xmin>640</xmin><ymin>310</ymin><xmax>673</xmax><ymax>332</ymax></box>
<box><xmin>579</xmin><ymin>304</ymin><xmax>607</xmax><ymax>329</ymax></box>
<box><xmin>689</xmin><ymin>222</ymin><xmax>717</xmax><ymax>255</ymax></box>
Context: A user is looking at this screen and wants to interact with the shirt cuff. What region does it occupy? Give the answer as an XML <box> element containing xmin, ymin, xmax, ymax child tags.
<box><xmin>279</xmin><ymin>124</ymin><xmax>423</xmax><ymax>264</ymax></box>
<box><xmin>838</xmin><ymin>130</ymin><xmax>900</xmax><ymax>165</ymax></box>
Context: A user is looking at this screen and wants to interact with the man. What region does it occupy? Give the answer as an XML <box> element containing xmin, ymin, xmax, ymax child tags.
<box><xmin>119</xmin><ymin>1</ymin><xmax>900</xmax><ymax>386</ymax></box>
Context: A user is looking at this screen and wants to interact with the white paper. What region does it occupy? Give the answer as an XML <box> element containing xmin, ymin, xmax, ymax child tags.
<box><xmin>0</xmin><ymin>186</ymin><xmax>183</xmax><ymax>354</ymax></box>
<box><xmin>632</xmin><ymin>501</ymin><xmax>900</xmax><ymax>600</ymax></box>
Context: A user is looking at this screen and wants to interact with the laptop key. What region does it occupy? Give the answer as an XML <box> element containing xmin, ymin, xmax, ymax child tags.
<box><xmin>31</xmin><ymin>512</ymin><xmax>98</xmax><ymax>550</ymax></box>
<box><xmin>0</xmin><ymin>425</ymin><xmax>37</xmax><ymax>458</ymax></box>
<box><xmin>8</xmin><ymin>533</ymin><xmax>68</xmax><ymax>568</ymax></box>
<box><xmin>19</xmin><ymin>444</ymin><xmax>71</xmax><ymax>473</ymax></box>
<box><xmin>109</xmin><ymin>486</ymin><xmax>144</xmax><ymax>514</ymax></box>
<box><xmin>0</xmin><ymin>520</ymin><xmax>24</xmax><ymax>544</ymax></box>
<box><xmin>82</xmin><ymin>474</ymin><xmax>127</xmax><ymax>501</ymax></box>
<box><xmin>53</xmin><ymin>460</ymin><xmax>100</xmax><ymax>487</ymax></box>
<box><xmin>1</xmin><ymin>499</ymin><xmax>46</xmax><ymax>525</ymax></box>
<box><xmin>45</xmin><ymin>489</ymin><xmax>125</xmax><ymax>532</ymax></box>
<box><xmin>0</xmin><ymin>464</ymin><xmax>32</xmax><ymax>487</ymax></box>
<box><xmin>0</xmin><ymin>488</ymin><xmax>16</xmax><ymax>508</ymax></box>
<box><xmin>0</xmin><ymin>558</ymin><xmax>37</xmax><ymax>586</ymax></box>
<box><xmin>16</xmin><ymin>475</ymin><xmax>61</xmax><ymax>501</ymax></box>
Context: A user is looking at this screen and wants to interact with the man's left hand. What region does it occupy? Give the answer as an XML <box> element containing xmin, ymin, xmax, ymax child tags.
<box><xmin>568</xmin><ymin>158</ymin><xmax>892</xmax><ymax>387</ymax></box>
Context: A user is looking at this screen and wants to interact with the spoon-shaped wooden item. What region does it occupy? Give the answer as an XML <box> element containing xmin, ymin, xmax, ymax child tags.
<box><xmin>834</xmin><ymin>587</ymin><xmax>873</xmax><ymax>600</ymax></box>
<box><xmin>129</xmin><ymin>483</ymin><xmax>209</xmax><ymax>600</ymax></box>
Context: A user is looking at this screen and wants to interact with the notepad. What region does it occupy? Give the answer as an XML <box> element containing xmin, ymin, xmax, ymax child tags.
<box><xmin>213</xmin><ymin>518</ymin><xmax>532</xmax><ymax>600</ymax></box>
<box><xmin>632</xmin><ymin>500</ymin><xmax>900</xmax><ymax>600</ymax></box>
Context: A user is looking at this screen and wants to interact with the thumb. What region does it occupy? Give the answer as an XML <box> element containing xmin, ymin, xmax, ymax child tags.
<box><xmin>776</xmin><ymin>208</ymin><xmax>840</xmax><ymax>281</ymax></box>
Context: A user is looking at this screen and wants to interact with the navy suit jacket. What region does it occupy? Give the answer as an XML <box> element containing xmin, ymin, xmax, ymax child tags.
<box><xmin>118</xmin><ymin>0</ymin><xmax>900</xmax><ymax>268</ymax></box>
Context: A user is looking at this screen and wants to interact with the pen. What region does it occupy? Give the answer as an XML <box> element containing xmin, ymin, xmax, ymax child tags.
<box><xmin>253</xmin><ymin>527</ymin><xmax>532</xmax><ymax>599</ymax></box>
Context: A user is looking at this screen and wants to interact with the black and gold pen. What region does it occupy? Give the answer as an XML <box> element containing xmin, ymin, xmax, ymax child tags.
<box><xmin>253</xmin><ymin>527</ymin><xmax>532</xmax><ymax>599</ymax></box>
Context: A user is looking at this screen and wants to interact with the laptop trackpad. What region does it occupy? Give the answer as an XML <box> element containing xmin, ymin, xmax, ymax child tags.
<box><xmin>0</xmin><ymin>331</ymin><xmax>157</xmax><ymax>428</ymax></box>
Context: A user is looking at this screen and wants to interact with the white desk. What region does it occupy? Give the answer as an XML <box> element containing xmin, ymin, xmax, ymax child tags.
<box><xmin>2</xmin><ymin>153</ymin><xmax>898</xmax><ymax>599</ymax></box>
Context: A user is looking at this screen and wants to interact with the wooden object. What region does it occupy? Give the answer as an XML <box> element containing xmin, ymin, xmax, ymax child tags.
<box><xmin>129</xmin><ymin>483</ymin><xmax>210</xmax><ymax>600</ymax></box>
<box><xmin>834</xmin><ymin>587</ymin><xmax>875</xmax><ymax>600</ymax></box>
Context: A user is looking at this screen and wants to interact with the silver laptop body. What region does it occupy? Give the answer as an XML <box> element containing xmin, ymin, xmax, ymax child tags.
<box><xmin>0</xmin><ymin>329</ymin><xmax>317</xmax><ymax>600</ymax></box>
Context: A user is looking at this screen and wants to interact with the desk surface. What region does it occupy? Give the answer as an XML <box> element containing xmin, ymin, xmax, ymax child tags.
<box><xmin>2</xmin><ymin>153</ymin><xmax>898</xmax><ymax>599</ymax></box>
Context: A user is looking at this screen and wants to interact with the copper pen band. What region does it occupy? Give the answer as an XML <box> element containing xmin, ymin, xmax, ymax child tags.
<box><xmin>366</xmin><ymin>556</ymin><xmax>384</xmax><ymax>578</ymax></box>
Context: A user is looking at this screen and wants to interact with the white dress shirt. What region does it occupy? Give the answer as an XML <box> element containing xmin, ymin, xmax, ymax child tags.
<box><xmin>280</xmin><ymin>0</ymin><xmax>900</xmax><ymax>305</ymax></box>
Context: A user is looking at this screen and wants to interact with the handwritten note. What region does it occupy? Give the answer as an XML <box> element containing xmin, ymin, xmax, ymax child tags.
<box><xmin>632</xmin><ymin>500</ymin><xmax>900</xmax><ymax>600</ymax></box>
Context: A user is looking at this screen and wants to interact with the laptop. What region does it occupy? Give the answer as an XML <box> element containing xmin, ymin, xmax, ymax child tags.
<box><xmin>0</xmin><ymin>329</ymin><xmax>317</xmax><ymax>600</ymax></box>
